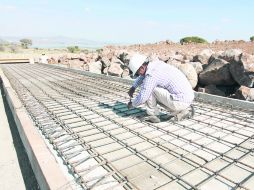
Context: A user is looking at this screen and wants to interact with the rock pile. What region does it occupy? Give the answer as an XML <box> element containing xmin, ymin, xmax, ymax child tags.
<box><xmin>45</xmin><ymin>41</ymin><xmax>254</xmax><ymax>101</ymax></box>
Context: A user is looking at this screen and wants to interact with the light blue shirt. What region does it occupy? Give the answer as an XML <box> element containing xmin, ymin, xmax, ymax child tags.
<box><xmin>132</xmin><ymin>60</ymin><xmax>194</xmax><ymax>107</ymax></box>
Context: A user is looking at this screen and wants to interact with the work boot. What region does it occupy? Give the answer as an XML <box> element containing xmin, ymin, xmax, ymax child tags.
<box><xmin>141</xmin><ymin>115</ymin><xmax>160</xmax><ymax>123</ymax></box>
<box><xmin>174</xmin><ymin>105</ymin><xmax>195</xmax><ymax>121</ymax></box>
<box><xmin>174</xmin><ymin>109</ymin><xmax>190</xmax><ymax>121</ymax></box>
<box><xmin>160</xmin><ymin>114</ymin><xmax>174</xmax><ymax>122</ymax></box>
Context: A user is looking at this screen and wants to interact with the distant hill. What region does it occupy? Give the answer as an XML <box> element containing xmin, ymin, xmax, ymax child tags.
<box><xmin>0</xmin><ymin>36</ymin><xmax>114</xmax><ymax>49</ymax></box>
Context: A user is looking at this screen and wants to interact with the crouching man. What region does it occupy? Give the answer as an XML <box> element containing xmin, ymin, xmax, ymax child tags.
<box><xmin>127</xmin><ymin>53</ymin><xmax>194</xmax><ymax>123</ymax></box>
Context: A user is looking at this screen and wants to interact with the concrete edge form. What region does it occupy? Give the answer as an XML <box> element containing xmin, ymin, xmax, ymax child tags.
<box><xmin>46</xmin><ymin>63</ymin><xmax>254</xmax><ymax>110</ymax></box>
<box><xmin>0</xmin><ymin>68</ymin><xmax>71</xmax><ymax>190</ymax></box>
<box><xmin>195</xmin><ymin>91</ymin><xmax>254</xmax><ymax>110</ymax></box>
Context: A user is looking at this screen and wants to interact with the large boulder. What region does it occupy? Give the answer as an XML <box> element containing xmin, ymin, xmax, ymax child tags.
<box><xmin>235</xmin><ymin>86</ymin><xmax>254</xmax><ymax>101</ymax></box>
<box><xmin>178</xmin><ymin>63</ymin><xmax>198</xmax><ymax>89</ymax></box>
<box><xmin>219</xmin><ymin>49</ymin><xmax>242</xmax><ymax>62</ymax></box>
<box><xmin>189</xmin><ymin>62</ymin><xmax>203</xmax><ymax>74</ymax></box>
<box><xmin>88</xmin><ymin>61</ymin><xmax>102</xmax><ymax>74</ymax></box>
<box><xmin>229</xmin><ymin>53</ymin><xmax>254</xmax><ymax>87</ymax></box>
<box><xmin>208</xmin><ymin>53</ymin><xmax>220</xmax><ymax>65</ymax></box>
<box><xmin>100</xmin><ymin>57</ymin><xmax>111</xmax><ymax>74</ymax></box>
<box><xmin>58</xmin><ymin>55</ymin><xmax>68</xmax><ymax>64</ymax></box>
<box><xmin>47</xmin><ymin>57</ymin><xmax>57</xmax><ymax>64</ymax></box>
<box><xmin>69</xmin><ymin>58</ymin><xmax>85</xmax><ymax>70</ymax></box>
<box><xmin>169</xmin><ymin>53</ymin><xmax>185</xmax><ymax>63</ymax></box>
<box><xmin>108</xmin><ymin>60</ymin><xmax>124</xmax><ymax>77</ymax></box>
<box><xmin>167</xmin><ymin>59</ymin><xmax>182</xmax><ymax>68</ymax></box>
<box><xmin>199</xmin><ymin>58</ymin><xmax>235</xmax><ymax>85</ymax></box>
<box><xmin>121</xmin><ymin>68</ymin><xmax>130</xmax><ymax>78</ymax></box>
<box><xmin>200</xmin><ymin>49</ymin><xmax>214</xmax><ymax>57</ymax></box>
<box><xmin>193</xmin><ymin>54</ymin><xmax>210</xmax><ymax>65</ymax></box>
<box><xmin>116</xmin><ymin>50</ymin><xmax>130</xmax><ymax>64</ymax></box>
<box><xmin>101</xmin><ymin>57</ymin><xmax>111</xmax><ymax>67</ymax></box>
<box><xmin>82</xmin><ymin>63</ymin><xmax>89</xmax><ymax>71</ymax></box>
<box><xmin>198</xmin><ymin>85</ymin><xmax>226</xmax><ymax>97</ymax></box>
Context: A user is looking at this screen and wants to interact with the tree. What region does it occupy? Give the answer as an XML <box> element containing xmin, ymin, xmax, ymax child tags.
<box><xmin>250</xmin><ymin>36</ymin><xmax>254</xmax><ymax>42</ymax></box>
<box><xmin>180</xmin><ymin>36</ymin><xmax>208</xmax><ymax>45</ymax></box>
<box><xmin>20</xmin><ymin>38</ymin><xmax>32</xmax><ymax>49</ymax></box>
<box><xmin>67</xmin><ymin>46</ymin><xmax>80</xmax><ymax>53</ymax></box>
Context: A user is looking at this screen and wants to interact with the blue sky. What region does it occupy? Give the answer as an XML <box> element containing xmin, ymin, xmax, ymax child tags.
<box><xmin>0</xmin><ymin>0</ymin><xmax>253</xmax><ymax>44</ymax></box>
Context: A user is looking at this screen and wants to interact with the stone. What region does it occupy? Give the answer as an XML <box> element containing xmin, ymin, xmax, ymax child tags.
<box><xmin>200</xmin><ymin>49</ymin><xmax>214</xmax><ymax>57</ymax></box>
<box><xmin>167</xmin><ymin>59</ymin><xmax>182</xmax><ymax>68</ymax></box>
<box><xmin>235</xmin><ymin>86</ymin><xmax>254</xmax><ymax>101</ymax></box>
<box><xmin>219</xmin><ymin>49</ymin><xmax>242</xmax><ymax>62</ymax></box>
<box><xmin>203</xmin><ymin>85</ymin><xmax>226</xmax><ymax>97</ymax></box>
<box><xmin>178</xmin><ymin>63</ymin><xmax>198</xmax><ymax>89</ymax></box>
<box><xmin>199</xmin><ymin>58</ymin><xmax>235</xmax><ymax>85</ymax></box>
<box><xmin>189</xmin><ymin>62</ymin><xmax>203</xmax><ymax>74</ymax></box>
<box><xmin>193</xmin><ymin>54</ymin><xmax>210</xmax><ymax>65</ymax></box>
<box><xmin>108</xmin><ymin>61</ymin><xmax>124</xmax><ymax>77</ymax></box>
<box><xmin>229</xmin><ymin>53</ymin><xmax>254</xmax><ymax>87</ymax></box>
<box><xmin>121</xmin><ymin>68</ymin><xmax>131</xmax><ymax>78</ymax></box>
<box><xmin>69</xmin><ymin>58</ymin><xmax>84</xmax><ymax>70</ymax></box>
<box><xmin>88</xmin><ymin>61</ymin><xmax>102</xmax><ymax>74</ymax></box>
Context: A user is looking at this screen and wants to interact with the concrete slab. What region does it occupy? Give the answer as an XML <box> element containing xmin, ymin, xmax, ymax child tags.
<box><xmin>1</xmin><ymin>63</ymin><xmax>254</xmax><ymax>190</ymax></box>
<box><xmin>0</xmin><ymin>69</ymin><xmax>72</xmax><ymax>189</ymax></box>
<box><xmin>199</xmin><ymin>178</ymin><xmax>233</xmax><ymax>190</ymax></box>
<box><xmin>0</xmin><ymin>88</ymin><xmax>38</xmax><ymax>189</ymax></box>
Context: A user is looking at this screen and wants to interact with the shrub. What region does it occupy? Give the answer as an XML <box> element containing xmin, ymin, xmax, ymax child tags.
<box><xmin>20</xmin><ymin>38</ymin><xmax>32</xmax><ymax>48</ymax></box>
<box><xmin>250</xmin><ymin>36</ymin><xmax>254</xmax><ymax>42</ymax></box>
<box><xmin>180</xmin><ymin>36</ymin><xmax>208</xmax><ymax>45</ymax></box>
<box><xmin>67</xmin><ymin>46</ymin><xmax>80</xmax><ymax>53</ymax></box>
<box><xmin>80</xmin><ymin>49</ymin><xmax>89</xmax><ymax>54</ymax></box>
<box><xmin>96</xmin><ymin>48</ymin><xmax>103</xmax><ymax>54</ymax></box>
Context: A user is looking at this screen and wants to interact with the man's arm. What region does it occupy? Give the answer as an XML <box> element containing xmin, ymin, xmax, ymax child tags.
<box><xmin>128</xmin><ymin>76</ymin><xmax>144</xmax><ymax>97</ymax></box>
<box><xmin>132</xmin><ymin>75</ymin><xmax>157</xmax><ymax>107</ymax></box>
<box><xmin>132</xmin><ymin>76</ymin><xmax>145</xmax><ymax>88</ymax></box>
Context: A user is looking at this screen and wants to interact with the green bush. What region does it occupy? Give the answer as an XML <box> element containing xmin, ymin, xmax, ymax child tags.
<box><xmin>96</xmin><ymin>48</ymin><xmax>103</xmax><ymax>54</ymax></box>
<box><xmin>67</xmin><ymin>46</ymin><xmax>80</xmax><ymax>53</ymax></box>
<box><xmin>180</xmin><ymin>36</ymin><xmax>208</xmax><ymax>45</ymax></box>
<box><xmin>250</xmin><ymin>36</ymin><xmax>254</xmax><ymax>42</ymax></box>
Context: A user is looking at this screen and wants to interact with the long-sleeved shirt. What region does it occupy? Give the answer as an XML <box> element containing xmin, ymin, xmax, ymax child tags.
<box><xmin>132</xmin><ymin>60</ymin><xmax>194</xmax><ymax>107</ymax></box>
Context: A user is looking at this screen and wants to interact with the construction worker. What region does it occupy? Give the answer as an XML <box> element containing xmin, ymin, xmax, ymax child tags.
<box><xmin>39</xmin><ymin>53</ymin><xmax>48</xmax><ymax>64</ymax></box>
<box><xmin>127</xmin><ymin>53</ymin><xmax>194</xmax><ymax>123</ymax></box>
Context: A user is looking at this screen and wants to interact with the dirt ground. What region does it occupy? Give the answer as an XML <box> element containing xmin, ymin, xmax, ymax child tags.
<box><xmin>107</xmin><ymin>41</ymin><xmax>254</xmax><ymax>56</ymax></box>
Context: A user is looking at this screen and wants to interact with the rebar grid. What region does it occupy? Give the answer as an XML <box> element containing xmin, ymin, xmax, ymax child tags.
<box><xmin>1</xmin><ymin>63</ymin><xmax>254</xmax><ymax>190</ymax></box>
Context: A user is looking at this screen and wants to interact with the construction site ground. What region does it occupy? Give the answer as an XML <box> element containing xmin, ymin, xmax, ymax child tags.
<box><xmin>0</xmin><ymin>79</ymin><xmax>38</xmax><ymax>189</ymax></box>
<box><xmin>0</xmin><ymin>63</ymin><xmax>254</xmax><ymax>190</ymax></box>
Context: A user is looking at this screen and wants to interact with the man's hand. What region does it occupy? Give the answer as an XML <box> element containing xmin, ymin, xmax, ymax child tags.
<box><xmin>127</xmin><ymin>101</ymin><xmax>133</xmax><ymax>109</ymax></box>
<box><xmin>128</xmin><ymin>87</ymin><xmax>135</xmax><ymax>98</ymax></box>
